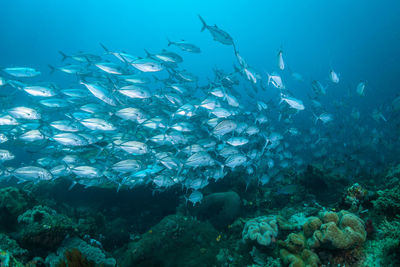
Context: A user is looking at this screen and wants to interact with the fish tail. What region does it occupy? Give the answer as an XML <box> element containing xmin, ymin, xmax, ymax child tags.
<box><xmin>144</xmin><ymin>49</ymin><xmax>151</xmax><ymax>57</ymax></box>
<box><xmin>166</xmin><ymin>37</ymin><xmax>173</xmax><ymax>46</ymax></box>
<box><xmin>198</xmin><ymin>15</ymin><xmax>207</xmax><ymax>32</ymax></box>
<box><xmin>58</xmin><ymin>51</ymin><xmax>68</xmax><ymax>61</ymax></box>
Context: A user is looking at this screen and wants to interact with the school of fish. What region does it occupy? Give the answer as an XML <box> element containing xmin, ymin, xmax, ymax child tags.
<box><xmin>0</xmin><ymin>15</ymin><xmax>398</xmax><ymax>205</ymax></box>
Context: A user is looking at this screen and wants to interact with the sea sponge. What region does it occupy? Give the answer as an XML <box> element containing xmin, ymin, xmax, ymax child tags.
<box><xmin>242</xmin><ymin>216</ymin><xmax>278</xmax><ymax>246</ymax></box>
<box><xmin>320</xmin><ymin>211</ymin><xmax>339</xmax><ymax>224</ymax></box>
<box><xmin>302</xmin><ymin>217</ymin><xmax>321</xmax><ymax>238</ymax></box>
<box><xmin>306</xmin><ymin>210</ymin><xmax>366</xmax><ymax>250</ymax></box>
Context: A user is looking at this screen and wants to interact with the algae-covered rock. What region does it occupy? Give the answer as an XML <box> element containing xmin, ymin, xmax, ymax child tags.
<box><xmin>116</xmin><ymin>214</ymin><xmax>220</xmax><ymax>267</ymax></box>
<box><xmin>0</xmin><ymin>187</ymin><xmax>30</xmax><ymax>231</ymax></box>
<box><xmin>195</xmin><ymin>191</ymin><xmax>241</xmax><ymax>229</ymax></box>
<box><xmin>373</xmin><ymin>179</ymin><xmax>400</xmax><ymax>218</ymax></box>
<box><xmin>0</xmin><ymin>187</ymin><xmax>29</xmax><ymax>215</ymax></box>
<box><xmin>17</xmin><ymin>205</ymin><xmax>76</xmax><ymax>254</ymax></box>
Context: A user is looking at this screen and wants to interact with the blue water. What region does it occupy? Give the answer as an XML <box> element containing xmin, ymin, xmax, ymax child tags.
<box><xmin>1</xmin><ymin>0</ymin><xmax>400</xmax><ymax>106</ymax></box>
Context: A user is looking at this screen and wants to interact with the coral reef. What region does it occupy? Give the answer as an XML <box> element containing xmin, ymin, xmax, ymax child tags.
<box><xmin>17</xmin><ymin>205</ymin><xmax>76</xmax><ymax>254</ymax></box>
<box><xmin>0</xmin><ymin>234</ymin><xmax>28</xmax><ymax>258</ymax></box>
<box><xmin>341</xmin><ymin>183</ymin><xmax>369</xmax><ymax>212</ymax></box>
<box><xmin>242</xmin><ymin>215</ymin><xmax>278</xmax><ymax>246</ymax></box>
<box><xmin>194</xmin><ymin>191</ymin><xmax>241</xmax><ymax>229</ymax></box>
<box><xmin>56</xmin><ymin>248</ymin><xmax>94</xmax><ymax>267</ymax></box>
<box><xmin>361</xmin><ymin>216</ymin><xmax>400</xmax><ymax>267</ymax></box>
<box><xmin>276</xmin><ymin>210</ymin><xmax>367</xmax><ymax>266</ymax></box>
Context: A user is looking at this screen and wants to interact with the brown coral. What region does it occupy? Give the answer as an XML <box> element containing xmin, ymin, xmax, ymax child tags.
<box><xmin>302</xmin><ymin>217</ymin><xmax>321</xmax><ymax>238</ymax></box>
<box><xmin>280</xmin><ymin>248</ymin><xmax>319</xmax><ymax>267</ymax></box>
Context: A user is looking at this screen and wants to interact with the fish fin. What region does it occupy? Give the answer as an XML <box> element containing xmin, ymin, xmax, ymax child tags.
<box><xmin>167</xmin><ymin>37</ymin><xmax>173</xmax><ymax>46</ymax></box>
<box><xmin>198</xmin><ymin>15</ymin><xmax>207</xmax><ymax>32</ymax></box>
<box><xmin>58</xmin><ymin>51</ymin><xmax>68</xmax><ymax>61</ymax></box>
<box><xmin>144</xmin><ymin>49</ymin><xmax>152</xmax><ymax>57</ymax></box>
<box><xmin>99</xmin><ymin>43</ymin><xmax>109</xmax><ymax>53</ymax></box>
<box><xmin>68</xmin><ymin>181</ymin><xmax>77</xmax><ymax>190</ymax></box>
<box><xmin>48</xmin><ymin>65</ymin><xmax>56</xmax><ymax>74</ymax></box>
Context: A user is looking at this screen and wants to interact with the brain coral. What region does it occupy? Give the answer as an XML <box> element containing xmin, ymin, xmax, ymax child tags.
<box><xmin>242</xmin><ymin>216</ymin><xmax>278</xmax><ymax>246</ymax></box>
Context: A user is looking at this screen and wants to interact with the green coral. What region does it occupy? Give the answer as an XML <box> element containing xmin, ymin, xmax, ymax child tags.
<box><xmin>0</xmin><ymin>234</ymin><xmax>27</xmax><ymax>258</ymax></box>
<box><xmin>362</xmin><ymin>217</ymin><xmax>400</xmax><ymax>267</ymax></box>
<box><xmin>372</xmin><ymin>179</ymin><xmax>400</xmax><ymax>218</ymax></box>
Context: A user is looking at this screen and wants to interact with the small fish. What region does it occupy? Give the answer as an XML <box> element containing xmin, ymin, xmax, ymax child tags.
<box><xmin>131</xmin><ymin>58</ymin><xmax>163</xmax><ymax>72</ymax></box>
<box><xmin>13</xmin><ymin>166</ymin><xmax>53</xmax><ymax>182</ymax></box>
<box><xmin>267</xmin><ymin>73</ymin><xmax>284</xmax><ymax>89</ymax></box>
<box><xmin>0</xmin><ymin>149</ymin><xmax>15</xmax><ymax>162</ymax></box>
<box><xmin>356</xmin><ymin>81</ymin><xmax>366</xmax><ymax>96</ymax></box>
<box><xmin>277</xmin><ymin>50</ymin><xmax>285</xmax><ymax>70</ymax></box>
<box><xmin>8</xmin><ymin>106</ymin><xmax>41</xmax><ymax>120</ymax></box>
<box><xmin>281</xmin><ymin>95</ymin><xmax>305</xmax><ymax>110</ymax></box>
<box><xmin>23</xmin><ymin>85</ymin><xmax>57</xmax><ymax>97</ymax></box>
<box><xmin>314</xmin><ymin>113</ymin><xmax>333</xmax><ymax>124</ymax></box>
<box><xmin>167</xmin><ymin>39</ymin><xmax>201</xmax><ymax>53</ymax></box>
<box><xmin>186</xmin><ymin>190</ymin><xmax>203</xmax><ymax>206</ymax></box>
<box><xmin>329</xmin><ymin>69</ymin><xmax>340</xmax><ymax>83</ymax></box>
<box><xmin>3</xmin><ymin>67</ymin><xmax>40</xmax><ymax>78</ymax></box>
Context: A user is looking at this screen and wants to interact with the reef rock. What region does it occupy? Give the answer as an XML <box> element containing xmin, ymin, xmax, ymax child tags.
<box><xmin>373</xmin><ymin>179</ymin><xmax>400</xmax><ymax>218</ymax></box>
<box><xmin>0</xmin><ymin>234</ymin><xmax>28</xmax><ymax>258</ymax></box>
<box><xmin>17</xmin><ymin>205</ymin><xmax>76</xmax><ymax>254</ymax></box>
<box><xmin>195</xmin><ymin>191</ymin><xmax>241</xmax><ymax>229</ymax></box>
<box><xmin>242</xmin><ymin>215</ymin><xmax>278</xmax><ymax>246</ymax></box>
<box><xmin>116</xmin><ymin>214</ymin><xmax>220</xmax><ymax>267</ymax></box>
<box><xmin>0</xmin><ymin>187</ymin><xmax>30</xmax><ymax>231</ymax></box>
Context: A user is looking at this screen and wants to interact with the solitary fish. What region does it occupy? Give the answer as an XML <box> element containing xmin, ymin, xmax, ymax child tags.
<box><xmin>356</xmin><ymin>82</ymin><xmax>366</xmax><ymax>96</ymax></box>
<box><xmin>329</xmin><ymin>70</ymin><xmax>340</xmax><ymax>83</ymax></box>
<box><xmin>198</xmin><ymin>15</ymin><xmax>234</xmax><ymax>46</ymax></box>
<box><xmin>277</xmin><ymin>50</ymin><xmax>285</xmax><ymax>70</ymax></box>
